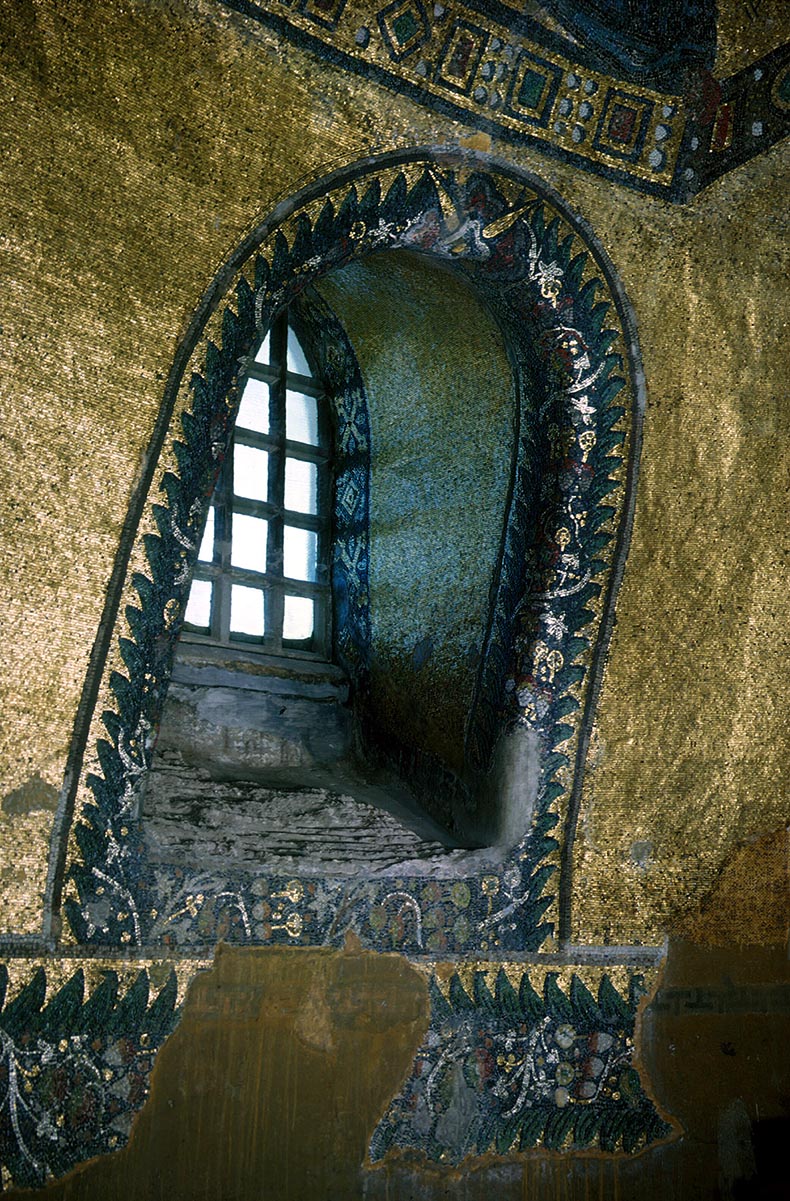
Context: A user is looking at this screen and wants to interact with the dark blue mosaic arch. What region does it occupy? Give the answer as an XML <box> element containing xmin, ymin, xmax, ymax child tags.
<box><xmin>288</xmin><ymin>291</ymin><xmax>372</xmax><ymax>682</ymax></box>
<box><xmin>56</xmin><ymin>152</ymin><xmax>644</xmax><ymax>956</ymax></box>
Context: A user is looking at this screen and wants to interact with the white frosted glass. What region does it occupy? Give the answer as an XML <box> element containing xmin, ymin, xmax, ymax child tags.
<box><xmin>283</xmin><ymin>526</ymin><xmax>317</xmax><ymax>581</ymax></box>
<box><xmin>197</xmin><ymin>507</ymin><xmax>214</xmax><ymax>562</ymax></box>
<box><xmin>283</xmin><ymin>595</ymin><xmax>314</xmax><ymax>641</ymax></box>
<box><xmin>287</xmin><ymin>328</ymin><xmax>310</xmax><ymax>376</ymax></box>
<box><xmin>236</xmin><ymin>378</ymin><xmax>269</xmax><ymax>434</ymax></box>
<box><xmin>230</xmin><ymin>584</ymin><xmax>265</xmax><ymax>636</ymax></box>
<box><xmin>233</xmin><ymin>444</ymin><xmax>268</xmax><ymax>501</ymax></box>
<box><xmin>231</xmin><ymin>513</ymin><xmax>268</xmax><ymax>573</ymax></box>
<box><xmin>184</xmin><ymin>579</ymin><xmax>212</xmax><ymax>628</ymax></box>
<box><xmin>286</xmin><ymin>390</ymin><xmax>318</xmax><ymax>445</ymax></box>
<box><xmin>284</xmin><ymin>458</ymin><xmax>317</xmax><ymax>514</ymax></box>
<box><xmin>253</xmin><ymin>331</ymin><xmax>271</xmax><ymax>364</ymax></box>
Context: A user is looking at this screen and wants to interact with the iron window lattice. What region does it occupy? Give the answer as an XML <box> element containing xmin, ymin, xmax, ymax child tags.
<box><xmin>183</xmin><ymin>312</ymin><xmax>332</xmax><ymax>656</ymax></box>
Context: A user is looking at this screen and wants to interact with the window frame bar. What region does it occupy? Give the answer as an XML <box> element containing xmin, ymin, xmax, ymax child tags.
<box><xmin>183</xmin><ymin>310</ymin><xmax>332</xmax><ymax>657</ymax></box>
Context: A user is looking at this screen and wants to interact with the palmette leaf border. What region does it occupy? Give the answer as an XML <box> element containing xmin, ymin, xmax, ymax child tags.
<box><xmin>0</xmin><ymin>964</ymin><xmax>179</xmax><ymax>1190</ymax></box>
<box><xmin>370</xmin><ymin>966</ymin><xmax>671</xmax><ymax>1164</ymax></box>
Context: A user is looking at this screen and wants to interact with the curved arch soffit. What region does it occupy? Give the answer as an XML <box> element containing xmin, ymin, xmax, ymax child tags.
<box><xmin>47</xmin><ymin>149</ymin><xmax>646</xmax><ymax>955</ymax></box>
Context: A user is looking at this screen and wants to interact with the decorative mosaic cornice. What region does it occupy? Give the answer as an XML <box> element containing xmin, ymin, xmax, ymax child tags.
<box><xmin>218</xmin><ymin>0</ymin><xmax>789</xmax><ymax>202</ymax></box>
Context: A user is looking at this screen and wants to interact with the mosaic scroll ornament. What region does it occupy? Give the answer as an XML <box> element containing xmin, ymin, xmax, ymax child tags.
<box><xmin>60</xmin><ymin>153</ymin><xmax>641</xmax><ymax>955</ymax></box>
<box><xmin>370</xmin><ymin>968</ymin><xmax>670</xmax><ymax>1164</ymax></box>
<box><xmin>0</xmin><ymin>965</ymin><xmax>178</xmax><ymax>1190</ymax></box>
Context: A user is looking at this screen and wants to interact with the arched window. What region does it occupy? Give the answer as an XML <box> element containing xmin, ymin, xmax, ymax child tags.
<box><xmin>182</xmin><ymin>310</ymin><xmax>331</xmax><ymax>657</ymax></box>
<box><xmin>52</xmin><ymin>157</ymin><xmax>644</xmax><ymax>959</ymax></box>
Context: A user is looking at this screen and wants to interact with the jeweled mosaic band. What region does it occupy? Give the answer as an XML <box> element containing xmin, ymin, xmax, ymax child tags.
<box><xmin>218</xmin><ymin>0</ymin><xmax>789</xmax><ymax>201</ymax></box>
<box><xmin>371</xmin><ymin>965</ymin><xmax>671</xmax><ymax>1162</ymax></box>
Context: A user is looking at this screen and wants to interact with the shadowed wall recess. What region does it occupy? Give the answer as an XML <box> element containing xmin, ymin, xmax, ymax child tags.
<box><xmin>51</xmin><ymin>154</ymin><xmax>643</xmax><ymax>958</ymax></box>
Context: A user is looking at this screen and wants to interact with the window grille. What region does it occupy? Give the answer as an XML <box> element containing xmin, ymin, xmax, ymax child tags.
<box><xmin>183</xmin><ymin>312</ymin><xmax>331</xmax><ymax>656</ymax></box>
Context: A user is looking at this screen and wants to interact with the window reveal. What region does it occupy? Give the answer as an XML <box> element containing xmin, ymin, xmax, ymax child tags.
<box><xmin>183</xmin><ymin>312</ymin><xmax>331</xmax><ymax>655</ymax></box>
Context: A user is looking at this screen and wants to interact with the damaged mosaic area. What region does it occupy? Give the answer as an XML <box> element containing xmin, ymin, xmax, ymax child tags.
<box><xmin>0</xmin><ymin>960</ymin><xmax>206</xmax><ymax>1191</ymax></box>
<box><xmin>0</xmin><ymin>958</ymin><xmax>669</xmax><ymax>1188</ymax></box>
<box><xmin>4</xmin><ymin>152</ymin><xmax>667</xmax><ymax>1189</ymax></box>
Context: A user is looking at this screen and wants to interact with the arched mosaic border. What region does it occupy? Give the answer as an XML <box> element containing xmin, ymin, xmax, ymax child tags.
<box><xmin>46</xmin><ymin>149</ymin><xmax>645</xmax><ymax>957</ymax></box>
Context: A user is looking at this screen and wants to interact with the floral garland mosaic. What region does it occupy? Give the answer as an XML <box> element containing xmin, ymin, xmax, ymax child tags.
<box><xmin>370</xmin><ymin>966</ymin><xmax>670</xmax><ymax>1164</ymax></box>
<box><xmin>54</xmin><ymin>152</ymin><xmax>642</xmax><ymax>956</ymax></box>
<box><xmin>0</xmin><ymin>964</ymin><xmax>179</xmax><ymax>1190</ymax></box>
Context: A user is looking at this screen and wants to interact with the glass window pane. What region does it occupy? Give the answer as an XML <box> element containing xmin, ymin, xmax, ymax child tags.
<box><xmin>253</xmin><ymin>330</ymin><xmax>271</xmax><ymax>364</ymax></box>
<box><xmin>283</xmin><ymin>526</ymin><xmax>317</xmax><ymax>581</ymax></box>
<box><xmin>230</xmin><ymin>584</ymin><xmax>265</xmax><ymax>637</ymax></box>
<box><xmin>236</xmin><ymin>378</ymin><xmax>269</xmax><ymax>434</ymax></box>
<box><xmin>197</xmin><ymin>507</ymin><xmax>214</xmax><ymax>562</ymax></box>
<box><xmin>231</xmin><ymin>513</ymin><xmax>268</xmax><ymax>573</ymax></box>
<box><xmin>283</xmin><ymin>595</ymin><xmax>314</xmax><ymax>641</ymax></box>
<box><xmin>287</xmin><ymin>328</ymin><xmax>310</xmax><ymax>376</ymax></box>
<box><xmin>284</xmin><ymin>458</ymin><xmax>317</xmax><ymax>514</ymax></box>
<box><xmin>286</xmin><ymin>390</ymin><xmax>318</xmax><ymax>445</ymax></box>
<box><xmin>233</xmin><ymin>444</ymin><xmax>268</xmax><ymax>502</ymax></box>
<box><xmin>184</xmin><ymin>579</ymin><xmax>212</xmax><ymax>628</ymax></box>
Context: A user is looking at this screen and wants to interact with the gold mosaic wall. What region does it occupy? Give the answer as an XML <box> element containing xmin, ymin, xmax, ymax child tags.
<box><xmin>571</xmin><ymin>145</ymin><xmax>790</xmax><ymax>943</ymax></box>
<box><xmin>715</xmin><ymin>0</ymin><xmax>788</xmax><ymax>74</ymax></box>
<box><xmin>0</xmin><ymin>0</ymin><xmax>787</xmax><ymax>946</ymax></box>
